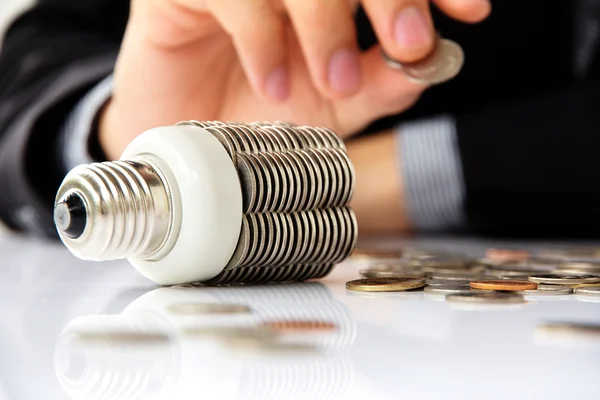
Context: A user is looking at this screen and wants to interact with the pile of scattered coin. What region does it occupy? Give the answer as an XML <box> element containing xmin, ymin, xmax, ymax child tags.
<box><xmin>346</xmin><ymin>247</ymin><xmax>600</xmax><ymax>303</ymax></box>
<box><xmin>177</xmin><ymin>120</ymin><xmax>358</xmax><ymax>285</ymax></box>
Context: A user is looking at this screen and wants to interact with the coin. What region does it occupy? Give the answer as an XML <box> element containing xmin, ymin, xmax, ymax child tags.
<box><xmin>574</xmin><ymin>286</ymin><xmax>600</xmax><ymax>296</ymax></box>
<box><xmin>424</xmin><ymin>285</ymin><xmax>473</xmax><ymax>295</ymax></box>
<box><xmin>345</xmin><ymin>277</ymin><xmax>426</xmax><ymax>292</ymax></box>
<box><xmin>426</xmin><ymin>278</ymin><xmax>471</xmax><ymax>286</ymax></box>
<box><xmin>570</xmin><ymin>282</ymin><xmax>600</xmax><ymax>289</ymax></box>
<box><xmin>470</xmin><ymin>279</ymin><xmax>538</xmax><ymax>291</ymax></box>
<box><xmin>166</xmin><ymin>303</ymin><xmax>252</xmax><ymax>315</ymax></box>
<box><xmin>528</xmin><ymin>274</ymin><xmax>600</xmax><ymax>285</ymax></box>
<box><xmin>445</xmin><ymin>292</ymin><xmax>526</xmax><ymax>304</ymax></box>
<box><xmin>362</xmin><ymin>268</ymin><xmax>424</xmax><ymax>279</ymax></box>
<box><xmin>486</xmin><ymin>248</ymin><xmax>531</xmax><ymax>262</ymax></box>
<box><xmin>259</xmin><ymin>320</ymin><xmax>338</xmax><ymax>333</ymax></box>
<box><xmin>382</xmin><ymin>38</ymin><xmax>464</xmax><ymax>85</ymax></box>
<box><xmin>513</xmin><ymin>286</ymin><xmax>573</xmax><ymax>296</ymax></box>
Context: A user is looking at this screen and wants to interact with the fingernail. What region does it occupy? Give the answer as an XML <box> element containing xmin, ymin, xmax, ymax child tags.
<box><xmin>265</xmin><ymin>66</ymin><xmax>289</xmax><ymax>102</ymax></box>
<box><xmin>328</xmin><ymin>48</ymin><xmax>361</xmax><ymax>95</ymax></box>
<box><xmin>394</xmin><ymin>6</ymin><xmax>432</xmax><ymax>49</ymax></box>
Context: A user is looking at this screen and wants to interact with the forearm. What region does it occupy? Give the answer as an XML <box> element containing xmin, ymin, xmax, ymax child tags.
<box><xmin>0</xmin><ymin>1</ymin><xmax>123</xmax><ymax>236</ymax></box>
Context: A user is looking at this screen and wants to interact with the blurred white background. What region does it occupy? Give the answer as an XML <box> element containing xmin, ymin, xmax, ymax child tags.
<box><xmin>0</xmin><ymin>0</ymin><xmax>33</xmax><ymax>47</ymax></box>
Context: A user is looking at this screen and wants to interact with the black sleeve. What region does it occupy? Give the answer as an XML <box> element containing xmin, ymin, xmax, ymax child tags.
<box><xmin>0</xmin><ymin>0</ymin><xmax>128</xmax><ymax>238</ymax></box>
<box><xmin>455</xmin><ymin>79</ymin><xmax>600</xmax><ymax>238</ymax></box>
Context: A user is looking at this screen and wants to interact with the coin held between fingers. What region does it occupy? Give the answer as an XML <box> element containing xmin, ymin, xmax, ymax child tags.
<box><xmin>381</xmin><ymin>37</ymin><xmax>464</xmax><ymax>85</ymax></box>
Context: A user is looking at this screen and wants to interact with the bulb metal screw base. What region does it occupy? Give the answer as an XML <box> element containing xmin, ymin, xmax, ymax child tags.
<box><xmin>54</xmin><ymin>157</ymin><xmax>173</xmax><ymax>261</ymax></box>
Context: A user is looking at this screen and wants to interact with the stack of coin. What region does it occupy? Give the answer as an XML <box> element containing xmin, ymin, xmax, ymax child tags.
<box><xmin>176</xmin><ymin>121</ymin><xmax>357</xmax><ymax>285</ymax></box>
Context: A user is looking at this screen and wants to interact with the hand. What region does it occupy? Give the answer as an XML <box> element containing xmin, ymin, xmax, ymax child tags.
<box><xmin>100</xmin><ymin>0</ymin><xmax>490</xmax><ymax>159</ymax></box>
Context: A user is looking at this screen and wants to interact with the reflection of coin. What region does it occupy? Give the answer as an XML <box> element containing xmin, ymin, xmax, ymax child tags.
<box><xmin>424</xmin><ymin>285</ymin><xmax>473</xmax><ymax>295</ymax></box>
<box><xmin>470</xmin><ymin>279</ymin><xmax>538</xmax><ymax>291</ymax></box>
<box><xmin>345</xmin><ymin>277</ymin><xmax>425</xmax><ymax>292</ymax></box>
<box><xmin>73</xmin><ymin>332</ymin><xmax>170</xmax><ymax>345</ymax></box>
<box><xmin>528</xmin><ymin>274</ymin><xmax>600</xmax><ymax>285</ymax></box>
<box><xmin>446</xmin><ymin>292</ymin><xmax>526</xmax><ymax>304</ymax></box>
<box><xmin>166</xmin><ymin>303</ymin><xmax>252</xmax><ymax>315</ymax></box>
<box><xmin>382</xmin><ymin>38</ymin><xmax>464</xmax><ymax>85</ymax></box>
<box><xmin>537</xmin><ymin>322</ymin><xmax>600</xmax><ymax>338</ymax></box>
<box><xmin>574</xmin><ymin>286</ymin><xmax>600</xmax><ymax>296</ymax></box>
<box><xmin>260</xmin><ymin>320</ymin><xmax>338</xmax><ymax>333</ymax></box>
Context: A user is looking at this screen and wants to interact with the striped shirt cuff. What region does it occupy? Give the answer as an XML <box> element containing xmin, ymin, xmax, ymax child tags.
<box><xmin>396</xmin><ymin>115</ymin><xmax>467</xmax><ymax>232</ymax></box>
<box><xmin>59</xmin><ymin>74</ymin><xmax>114</xmax><ymax>171</ymax></box>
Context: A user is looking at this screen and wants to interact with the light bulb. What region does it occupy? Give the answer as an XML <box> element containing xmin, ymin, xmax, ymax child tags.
<box><xmin>54</xmin><ymin>121</ymin><xmax>357</xmax><ymax>285</ymax></box>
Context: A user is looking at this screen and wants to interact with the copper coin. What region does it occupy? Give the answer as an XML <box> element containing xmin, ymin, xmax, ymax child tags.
<box><xmin>486</xmin><ymin>248</ymin><xmax>531</xmax><ymax>262</ymax></box>
<box><xmin>470</xmin><ymin>279</ymin><xmax>538</xmax><ymax>291</ymax></box>
<box><xmin>260</xmin><ymin>320</ymin><xmax>338</xmax><ymax>333</ymax></box>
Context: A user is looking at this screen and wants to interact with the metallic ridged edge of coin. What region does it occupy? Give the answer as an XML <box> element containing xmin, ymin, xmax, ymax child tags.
<box><xmin>345</xmin><ymin>277</ymin><xmax>426</xmax><ymax>292</ymax></box>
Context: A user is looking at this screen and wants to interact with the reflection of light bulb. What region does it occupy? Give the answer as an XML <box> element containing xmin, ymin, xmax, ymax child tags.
<box><xmin>53</xmin><ymin>122</ymin><xmax>357</xmax><ymax>286</ymax></box>
<box><xmin>55</xmin><ymin>282</ymin><xmax>356</xmax><ymax>400</ymax></box>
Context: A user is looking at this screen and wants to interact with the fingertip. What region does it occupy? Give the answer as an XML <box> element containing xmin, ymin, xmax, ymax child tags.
<box><xmin>434</xmin><ymin>0</ymin><xmax>492</xmax><ymax>24</ymax></box>
<box><xmin>327</xmin><ymin>47</ymin><xmax>362</xmax><ymax>98</ymax></box>
<box><xmin>264</xmin><ymin>66</ymin><xmax>291</xmax><ymax>102</ymax></box>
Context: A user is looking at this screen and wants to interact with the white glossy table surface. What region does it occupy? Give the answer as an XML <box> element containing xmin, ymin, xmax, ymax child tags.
<box><xmin>1</xmin><ymin>233</ymin><xmax>599</xmax><ymax>400</ymax></box>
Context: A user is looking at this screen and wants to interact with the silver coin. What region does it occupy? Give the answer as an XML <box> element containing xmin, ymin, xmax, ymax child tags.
<box><xmin>270</xmin><ymin>212</ymin><xmax>290</xmax><ymax>266</ymax></box>
<box><xmin>555</xmin><ymin>261</ymin><xmax>600</xmax><ymax>275</ymax></box>
<box><xmin>382</xmin><ymin>38</ymin><xmax>464</xmax><ymax>85</ymax></box>
<box><xmin>322</xmin><ymin>150</ymin><xmax>344</xmax><ymax>207</ymax></box>
<box><xmin>265</xmin><ymin>152</ymin><xmax>290</xmax><ymax>212</ymax></box>
<box><xmin>295</xmin><ymin>126</ymin><xmax>321</xmax><ymax>148</ymax></box>
<box><xmin>257</xmin><ymin>153</ymin><xmax>279</xmax><ymax>212</ymax></box>
<box><xmin>166</xmin><ymin>302</ymin><xmax>252</xmax><ymax>315</ymax></box>
<box><xmin>244</xmin><ymin>154</ymin><xmax>266</xmax><ymax>212</ymax></box>
<box><xmin>225</xmin><ymin>215</ymin><xmax>251</xmax><ymax>270</ymax></box>
<box><xmin>307</xmin><ymin>149</ymin><xmax>330</xmax><ymax>209</ymax></box>
<box><xmin>298</xmin><ymin>149</ymin><xmax>324</xmax><ymax>210</ymax></box>
<box><xmin>298</xmin><ymin>126</ymin><xmax>329</xmax><ymax>148</ymax></box>
<box><xmin>287</xmin><ymin>151</ymin><xmax>313</xmax><ymax>210</ymax></box>
<box><xmin>249</xmin><ymin>213</ymin><xmax>271</xmax><ymax>268</ymax></box>
<box><xmin>235</xmin><ymin>154</ymin><xmax>257</xmax><ymax>213</ymax></box>
<box><xmin>241</xmin><ymin>213</ymin><xmax>261</xmax><ymax>268</ymax></box>
<box><xmin>273</xmin><ymin>151</ymin><xmax>301</xmax><ymax>212</ymax></box>
<box><xmin>320</xmin><ymin>209</ymin><xmax>338</xmax><ymax>263</ymax></box>
<box><xmin>445</xmin><ymin>292</ymin><xmax>526</xmax><ymax>304</ymax></box>
<box><xmin>287</xmin><ymin>212</ymin><xmax>307</xmax><ymax>265</ymax></box>
<box><xmin>275</xmin><ymin>212</ymin><xmax>293</xmax><ymax>266</ymax></box>
<box><xmin>529</xmin><ymin>274</ymin><xmax>600</xmax><ymax>285</ymax></box>
<box><xmin>246</xmin><ymin>212</ymin><xmax>267</xmax><ymax>267</ymax></box>
<box><xmin>254</xmin><ymin>153</ymin><xmax>276</xmax><ymax>211</ymax></box>
<box><xmin>574</xmin><ymin>286</ymin><xmax>600</xmax><ymax>296</ymax></box>
<box><xmin>289</xmin><ymin>211</ymin><xmax>310</xmax><ymax>265</ymax></box>
<box><xmin>308</xmin><ymin>209</ymin><xmax>326</xmax><ymax>264</ymax></box>
<box><xmin>426</xmin><ymin>278</ymin><xmax>470</xmax><ymax>286</ymax></box>
<box><xmin>204</xmin><ymin>125</ymin><xmax>236</xmax><ymax>160</ymax></box>
<box><xmin>226</xmin><ymin>124</ymin><xmax>256</xmax><ymax>153</ymax></box>
<box><xmin>513</xmin><ymin>286</ymin><xmax>574</xmax><ymax>296</ymax></box>
<box><xmin>424</xmin><ymin>285</ymin><xmax>473</xmax><ymax>295</ymax></box>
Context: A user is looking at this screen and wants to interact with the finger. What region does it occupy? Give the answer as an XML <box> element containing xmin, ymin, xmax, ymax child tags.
<box><xmin>206</xmin><ymin>0</ymin><xmax>289</xmax><ymax>102</ymax></box>
<box><xmin>361</xmin><ymin>0</ymin><xmax>436</xmax><ymax>63</ymax></box>
<box><xmin>283</xmin><ymin>0</ymin><xmax>362</xmax><ymax>98</ymax></box>
<box><xmin>334</xmin><ymin>44</ymin><xmax>426</xmax><ymax>134</ymax></box>
<box><xmin>432</xmin><ymin>0</ymin><xmax>491</xmax><ymax>23</ymax></box>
